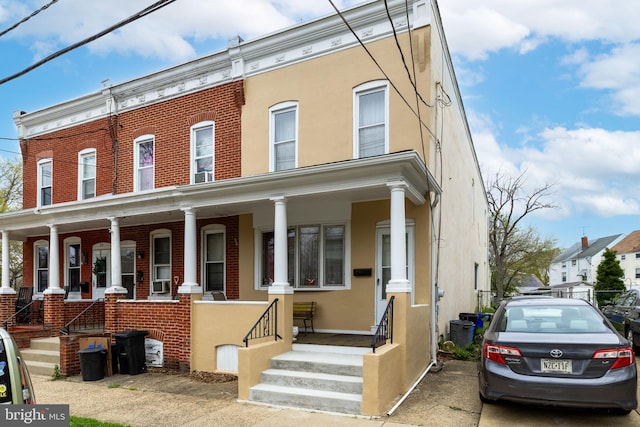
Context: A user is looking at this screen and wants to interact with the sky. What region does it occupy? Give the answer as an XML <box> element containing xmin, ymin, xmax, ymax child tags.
<box><xmin>0</xmin><ymin>0</ymin><xmax>638</xmax><ymax>250</ymax></box>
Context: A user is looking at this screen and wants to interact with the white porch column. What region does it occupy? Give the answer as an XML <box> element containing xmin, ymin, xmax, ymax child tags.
<box><xmin>0</xmin><ymin>230</ymin><xmax>15</xmax><ymax>294</ymax></box>
<box><xmin>106</xmin><ymin>217</ymin><xmax>126</xmax><ymax>294</ymax></box>
<box><xmin>269</xmin><ymin>195</ymin><xmax>293</xmax><ymax>294</ymax></box>
<box><xmin>44</xmin><ymin>224</ymin><xmax>64</xmax><ymax>294</ymax></box>
<box><xmin>387</xmin><ymin>181</ymin><xmax>411</xmax><ymax>292</ymax></box>
<box><xmin>178</xmin><ymin>207</ymin><xmax>201</xmax><ymax>294</ymax></box>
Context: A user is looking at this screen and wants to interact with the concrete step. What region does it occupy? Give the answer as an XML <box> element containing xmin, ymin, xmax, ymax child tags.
<box><xmin>29</xmin><ymin>337</ymin><xmax>60</xmax><ymax>352</ymax></box>
<box><xmin>270</xmin><ymin>350</ymin><xmax>363</xmax><ymax>377</ymax></box>
<box><xmin>260</xmin><ymin>368</ymin><xmax>363</xmax><ymax>394</ymax></box>
<box><xmin>22</xmin><ymin>337</ymin><xmax>60</xmax><ymax>377</ymax></box>
<box><xmin>249</xmin><ymin>383</ymin><xmax>361</xmax><ymax>414</ymax></box>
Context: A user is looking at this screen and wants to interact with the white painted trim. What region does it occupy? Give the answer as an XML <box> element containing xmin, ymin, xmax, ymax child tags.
<box><xmin>269</xmin><ymin>101</ymin><xmax>299</xmax><ymax>172</ymax></box>
<box><xmin>190</xmin><ymin>121</ymin><xmax>215</xmax><ymax>184</ymax></box>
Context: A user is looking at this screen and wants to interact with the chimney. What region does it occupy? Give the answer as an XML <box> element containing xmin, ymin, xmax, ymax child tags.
<box><xmin>581</xmin><ymin>236</ymin><xmax>589</xmax><ymax>249</ymax></box>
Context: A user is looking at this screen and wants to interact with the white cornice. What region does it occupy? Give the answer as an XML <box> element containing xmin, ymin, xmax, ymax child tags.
<box><xmin>15</xmin><ymin>0</ymin><xmax>429</xmax><ymax>137</ymax></box>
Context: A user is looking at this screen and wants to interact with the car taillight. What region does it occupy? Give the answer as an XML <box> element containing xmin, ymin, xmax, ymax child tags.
<box><xmin>592</xmin><ymin>347</ymin><xmax>635</xmax><ymax>369</ymax></box>
<box><xmin>484</xmin><ymin>344</ymin><xmax>522</xmax><ymax>364</ymax></box>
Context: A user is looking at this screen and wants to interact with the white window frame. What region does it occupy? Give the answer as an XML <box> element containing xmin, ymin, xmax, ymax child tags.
<box><xmin>201</xmin><ymin>224</ymin><xmax>226</xmax><ymax>293</ymax></box>
<box><xmin>121</xmin><ymin>241</ymin><xmax>136</xmax><ymax>299</ymax></box>
<box><xmin>150</xmin><ymin>229</ymin><xmax>172</xmax><ymax>291</ymax></box>
<box><xmin>269</xmin><ymin>101</ymin><xmax>298</xmax><ymax>172</ymax></box>
<box><xmin>78</xmin><ymin>149</ymin><xmax>96</xmax><ymax>200</ymax></box>
<box><xmin>190</xmin><ymin>121</ymin><xmax>215</xmax><ymax>184</ymax></box>
<box><xmin>37</xmin><ymin>158</ymin><xmax>52</xmax><ymax>207</ymax></box>
<box><xmin>255</xmin><ymin>222</ymin><xmax>351</xmax><ymax>291</ymax></box>
<box><xmin>64</xmin><ymin>237</ymin><xmax>82</xmax><ymax>294</ymax></box>
<box><xmin>134</xmin><ymin>135</ymin><xmax>155</xmax><ymax>191</ymax></box>
<box><xmin>34</xmin><ymin>240</ymin><xmax>49</xmax><ymax>295</ymax></box>
<box><xmin>353</xmin><ymin>81</ymin><xmax>389</xmax><ymax>159</ymax></box>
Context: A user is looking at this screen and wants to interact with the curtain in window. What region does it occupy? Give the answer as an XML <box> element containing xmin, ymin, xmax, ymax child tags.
<box><xmin>359</xmin><ymin>90</ymin><xmax>385</xmax><ymax>157</ymax></box>
<box><xmin>195</xmin><ymin>126</ymin><xmax>213</xmax><ymax>174</ymax></box>
<box><xmin>138</xmin><ymin>140</ymin><xmax>154</xmax><ymax>190</ymax></box>
<box><xmin>324</xmin><ymin>226</ymin><xmax>344</xmax><ymax>285</ymax></box>
<box><xmin>82</xmin><ymin>154</ymin><xmax>96</xmax><ymax>199</ymax></box>
<box><xmin>274</xmin><ymin>109</ymin><xmax>296</xmax><ymax>170</ymax></box>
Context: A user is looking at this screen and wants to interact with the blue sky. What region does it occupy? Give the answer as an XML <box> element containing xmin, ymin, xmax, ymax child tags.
<box><xmin>0</xmin><ymin>0</ymin><xmax>638</xmax><ymax>249</ymax></box>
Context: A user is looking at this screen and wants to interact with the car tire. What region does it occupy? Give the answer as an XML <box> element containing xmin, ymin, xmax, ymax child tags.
<box><xmin>478</xmin><ymin>392</ymin><xmax>494</xmax><ymax>404</ymax></box>
<box><xmin>625</xmin><ymin>328</ymin><xmax>640</xmax><ymax>355</ymax></box>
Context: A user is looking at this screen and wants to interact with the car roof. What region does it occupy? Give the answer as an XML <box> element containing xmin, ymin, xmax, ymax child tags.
<box><xmin>505</xmin><ymin>297</ymin><xmax>591</xmax><ymax>307</ymax></box>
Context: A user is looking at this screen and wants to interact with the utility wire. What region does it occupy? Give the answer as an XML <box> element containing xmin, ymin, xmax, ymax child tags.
<box><xmin>0</xmin><ymin>0</ymin><xmax>60</xmax><ymax>38</ymax></box>
<box><xmin>327</xmin><ymin>0</ymin><xmax>437</xmax><ymax>141</ymax></box>
<box><xmin>0</xmin><ymin>0</ymin><xmax>177</xmax><ymax>86</ymax></box>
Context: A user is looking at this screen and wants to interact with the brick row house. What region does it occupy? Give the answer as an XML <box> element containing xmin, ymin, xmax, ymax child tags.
<box><xmin>0</xmin><ymin>0</ymin><xmax>488</xmax><ymax>416</ymax></box>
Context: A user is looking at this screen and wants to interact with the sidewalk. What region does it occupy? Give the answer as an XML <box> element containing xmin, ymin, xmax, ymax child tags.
<box><xmin>32</xmin><ymin>359</ymin><xmax>481</xmax><ymax>427</ymax></box>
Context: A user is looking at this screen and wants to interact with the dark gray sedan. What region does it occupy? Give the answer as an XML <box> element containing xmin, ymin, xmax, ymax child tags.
<box><xmin>478</xmin><ymin>296</ymin><xmax>637</xmax><ymax>414</ymax></box>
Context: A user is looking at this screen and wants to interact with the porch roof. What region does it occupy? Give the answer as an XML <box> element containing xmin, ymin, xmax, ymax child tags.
<box><xmin>1</xmin><ymin>150</ymin><xmax>439</xmax><ymax>240</ymax></box>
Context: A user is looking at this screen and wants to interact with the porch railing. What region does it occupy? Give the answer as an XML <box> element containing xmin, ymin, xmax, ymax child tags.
<box><xmin>371</xmin><ymin>295</ymin><xmax>394</xmax><ymax>353</ymax></box>
<box><xmin>3</xmin><ymin>299</ymin><xmax>43</xmax><ymax>329</ymax></box>
<box><xmin>242</xmin><ymin>298</ymin><xmax>281</xmax><ymax>347</ymax></box>
<box><xmin>60</xmin><ymin>298</ymin><xmax>104</xmax><ymax>335</ymax></box>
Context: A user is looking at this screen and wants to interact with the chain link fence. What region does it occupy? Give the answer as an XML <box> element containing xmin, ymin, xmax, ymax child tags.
<box><xmin>477</xmin><ymin>288</ymin><xmax>626</xmax><ymax>310</ymax></box>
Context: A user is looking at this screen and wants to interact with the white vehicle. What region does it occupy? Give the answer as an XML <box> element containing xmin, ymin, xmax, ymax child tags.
<box><xmin>0</xmin><ymin>328</ymin><xmax>36</xmax><ymax>404</ymax></box>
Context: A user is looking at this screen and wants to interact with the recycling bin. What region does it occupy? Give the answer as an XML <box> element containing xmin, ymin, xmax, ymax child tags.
<box><xmin>449</xmin><ymin>320</ymin><xmax>474</xmax><ymax>347</ymax></box>
<box><xmin>114</xmin><ymin>330</ymin><xmax>148</xmax><ymax>375</ymax></box>
<box><xmin>78</xmin><ymin>346</ymin><xmax>106</xmax><ymax>381</ymax></box>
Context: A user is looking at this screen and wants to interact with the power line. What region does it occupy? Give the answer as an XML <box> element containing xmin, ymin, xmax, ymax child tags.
<box><xmin>0</xmin><ymin>0</ymin><xmax>177</xmax><ymax>86</ymax></box>
<box><xmin>327</xmin><ymin>0</ymin><xmax>437</xmax><ymax>141</ymax></box>
<box><xmin>0</xmin><ymin>0</ymin><xmax>60</xmax><ymax>38</ymax></box>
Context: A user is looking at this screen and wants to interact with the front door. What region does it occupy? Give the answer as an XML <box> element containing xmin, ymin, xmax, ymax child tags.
<box><xmin>375</xmin><ymin>227</ymin><xmax>392</xmax><ymax>328</ymax></box>
<box><xmin>92</xmin><ymin>247</ymin><xmax>110</xmax><ymax>300</ymax></box>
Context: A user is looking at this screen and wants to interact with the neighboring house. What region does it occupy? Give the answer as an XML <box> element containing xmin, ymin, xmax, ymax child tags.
<box><xmin>611</xmin><ymin>230</ymin><xmax>640</xmax><ymax>288</ymax></box>
<box><xmin>0</xmin><ymin>0</ymin><xmax>487</xmax><ymax>415</ymax></box>
<box><xmin>521</xmin><ymin>281</ymin><xmax>595</xmax><ymax>304</ymax></box>
<box><xmin>548</xmin><ymin>235</ymin><xmax>622</xmax><ymax>286</ymax></box>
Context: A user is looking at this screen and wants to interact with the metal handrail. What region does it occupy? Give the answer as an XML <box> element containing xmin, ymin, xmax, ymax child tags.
<box><xmin>242</xmin><ymin>298</ymin><xmax>281</xmax><ymax>347</ymax></box>
<box><xmin>3</xmin><ymin>299</ymin><xmax>41</xmax><ymax>329</ymax></box>
<box><xmin>60</xmin><ymin>298</ymin><xmax>105</xmax><ymax>335</ymax></box>
<box><xmin>371</xmin><ymin>295</ymin><xmax>395</xmax><ymax>353</ymax></box>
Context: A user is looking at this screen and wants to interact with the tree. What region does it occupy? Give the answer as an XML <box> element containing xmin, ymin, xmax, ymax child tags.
<box><xmin>594</xmin><ymin>248</ymin><xmax>625</xmax><ymax>307</ymax></box>
<box><xmin>487</xmin><ymin>170</ymin><xmax>557</xmax><ymax>299</ymax></box>
<box><xmin>0</xmin><ymin>157</ymin><xmax>23</xmax><ymax>289</ymax></box>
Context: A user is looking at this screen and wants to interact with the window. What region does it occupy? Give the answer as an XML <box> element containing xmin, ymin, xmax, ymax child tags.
<box><xmin>191</xmin><ymin>122</ymin><xmax>214</xmax><ymax>183</ymax></box>
<box><xmin>270</xmin><ymin>102</ymin><xmax>297</xmax><ymax>171</ymax></box>
<box><xmin>134</xmin><ymin>135</ymin><xmax>154</xmax><ymax>191</ymax></box>
<box><xmin>562</xmin><ymin>272</ymin><xmax>566</xmax><ymax>282</ymax></box>
<box><xmin>636</xmin><ymin>253</ymin><xmax>640</xmax><ymax>259</ymax></box>
<box><xmin>65</xmin><ymin>239</ymin><xmax>81</xmax><ymax>293</ymax></box>
<box><xmin>571</xmin><ymin>259</ymin><xmax>576</xmax><ymax>266</ymax></box>
<box><xmin>202</xmin><ymin>226</ymin><xmax>225</xmax><ymax>293</ymax></box>
<box><xmin>152</xmin><ymin>231</ymin><xmax>171</xmax><ymax>283</ymax></box>
<box><xmin>37</xmin><ymin>159</ymin><xmax>52</xmax><ymax>206</ymax></box>
<box><xmin>78</xmin><ymin>149</ymin><xmax>96</xmax><ymax>200</ymax></box>
<box><xmin>121</xmin><ymin>244</ymin><xmax>136</xmax><ymax>299</ymax></box>
<box><xmin>354</xmin><ymin>81</ymin><xmax>388</xmax><ymax>158</ymax></box>
<box><xmin>636</xmin><ymin>268</ymin><xmax>640</xmax><ymax>279</ymax></box>
<box><xmin>35</xmin><ymin>242</ymin><xmax>48</xmax><ymax>293</ymax></box>
<box><xmin>621</xmin><ymin>254</ymin><xmax>626</xmax><ymax>260</ymax></box>
<box><xmin>561</xmin><ymin>262</ymin><xmax>566</xmax><ymax>269</ymax></box>
<box><xmin>260</xmin><ymin>224</ymin><xmax>346</xmax><ymax>289</ymax></box>
<box><xmin>474</xmin><ymin>263</ymin><xmax>479</xmax><ymax>290</ymax></box>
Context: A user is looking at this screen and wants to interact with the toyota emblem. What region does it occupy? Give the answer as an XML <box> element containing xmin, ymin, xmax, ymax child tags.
<box><xmin>550</xmin><ymin>349</ymin><xmax>563</xmax><ymax>358</ymax></box>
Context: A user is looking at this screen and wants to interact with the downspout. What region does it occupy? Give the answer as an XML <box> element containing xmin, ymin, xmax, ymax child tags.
<box><xmin>387</xmin><ymin>191</ymin><xmax>441</xmax><ymax>417</ymax></box>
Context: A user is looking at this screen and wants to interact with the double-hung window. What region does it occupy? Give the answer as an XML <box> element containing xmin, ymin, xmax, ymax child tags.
<box><xmin>192</xmin><ymin>121</ymin><xmax>214</xmax><ymax>183</ymax></box>
<box><xmin>270</xmin><ymin>102</ymin><xmax>297</xmax><ymax>171</ymax></box>
<box><xmin>37</xmin><ymin>159</ymin><xmax>52</xmax><ymax>206</ymax></box>
<box><xmin>152</xmin><ymin>231</ymin><xmax>171</xmax><ymax>284</ymax></box>
<box><xmin>135</xmin><ymin>135</ymin><xmax>154</xmax><ymax>191</ymax></box>
<box><xmin>260</xmin><ymin>224</ymin><xmax>346</xmax><ymax>289</ymax></box>
<box><xmin>202</xmin><ymin>225</ymin><xmax>225</xmax><ymax>293</ymax></box>
<box><xmin>79</xmin><ymin>149</ymin><xmax>96</xmax><ymax>200</ymax></box>
<box><xmin>354</xmin><ymin>81</ymin><xmax>389</xmax><ymax>158</ymax></box>
<box><xmin>35</xmin><ymin>242</ymin><xmax>49</xmax><ymax>293</ymax></box>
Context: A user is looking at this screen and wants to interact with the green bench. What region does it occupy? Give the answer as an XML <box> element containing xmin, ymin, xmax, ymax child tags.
<box><xmin>293</xmin><ymin>301</ymin><xmax>316</xmax><ymax>333</ymax></box>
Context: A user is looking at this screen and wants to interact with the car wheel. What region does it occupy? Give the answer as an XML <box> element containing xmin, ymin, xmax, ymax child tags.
<box><xmin>626</xmin><ymin>328</ymin><xmax>640</xmax><ymax>355</ymax></box>
<box><xmin>478</xmin><ymin>392</ymin><xmax>494</xmax><ymax>404</ymax></box>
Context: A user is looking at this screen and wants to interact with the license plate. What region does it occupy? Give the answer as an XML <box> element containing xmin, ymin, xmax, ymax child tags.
<box><xmin>541</xmin><ymin>358</ymin><xmax>572</xmax><ymax>373</ymax></box>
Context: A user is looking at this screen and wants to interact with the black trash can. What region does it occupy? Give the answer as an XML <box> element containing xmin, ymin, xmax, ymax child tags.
<box><xmin>449</xmin><ymin>320</ymin><xmax>474</xmax><ymax>347</ymax></box>
<box><xmin>459</xmin><ymin>312</ymin><xmax>479</xmax><ymax>323</ymax></box>
<box><xmin>78</xmin><ymin>346</ymin><xmax>106</xmax><ymax>381</ymax></box>
<box><xmin>114</xmin><ymin>330</ymin><xmax>148</xmax><ymax>375</ymax></box>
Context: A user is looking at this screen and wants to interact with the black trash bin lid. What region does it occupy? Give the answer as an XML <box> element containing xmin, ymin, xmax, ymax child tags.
<box><xmin>114</xmin><ymin>330</ymin><xmax>148</xmax><ymax>338</ymax></box>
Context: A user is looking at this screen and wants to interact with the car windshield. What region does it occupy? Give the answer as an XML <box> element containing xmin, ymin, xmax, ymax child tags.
<box><xmin>498</xmin><ymin>305</ymin><xmax>609</xmax><ymax>333</ymax></box>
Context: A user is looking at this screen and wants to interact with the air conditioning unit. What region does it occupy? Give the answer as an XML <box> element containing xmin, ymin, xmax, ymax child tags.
<box><xmin>151</xmin><ymin>280</ymin><xmax>170</xmax><ymax>294</ymax></box>
<box><xmin>194</xmin><ymin>171</ymin><xmax>213</xmax><ymax>183</ymax></box>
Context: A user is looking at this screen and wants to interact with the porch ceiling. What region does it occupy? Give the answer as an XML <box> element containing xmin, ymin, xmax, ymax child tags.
<box><xmin>1</xmin><ymin>151</ymin><xmax>439</xmax><ymax>240</ymax></box>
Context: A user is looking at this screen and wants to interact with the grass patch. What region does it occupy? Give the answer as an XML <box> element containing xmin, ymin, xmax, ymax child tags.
<box><xmin>70</xmin><ymin>416</ymin><xmax>130</xmax><ymax>427</ymax></box>
<box><xmin>107</xmin><ymin>383</ymin><xmax>121</xmax><ymax>389</ymax></box>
